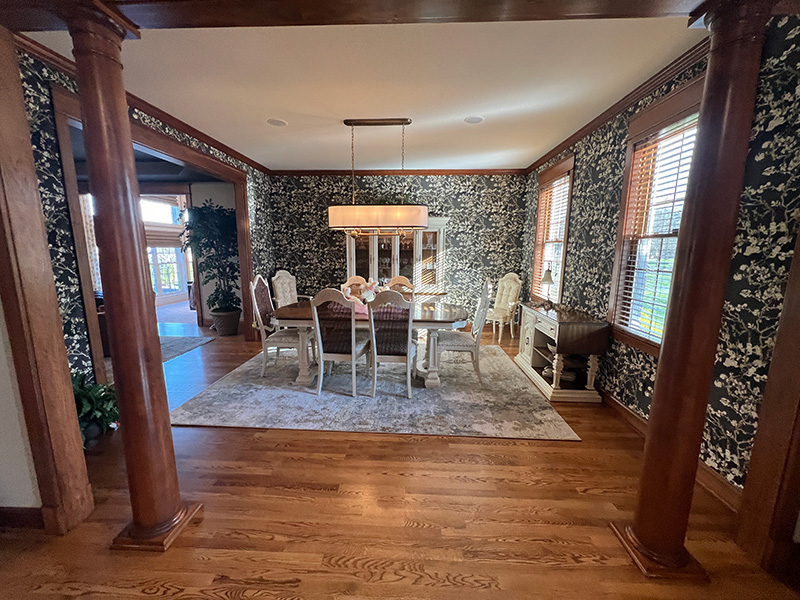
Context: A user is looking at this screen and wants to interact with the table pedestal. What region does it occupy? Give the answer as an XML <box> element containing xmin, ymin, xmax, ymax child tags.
<box><xmin>292</xmin><ymin>327</ymin><xmax>315</xmax><ymax>386</ymax></box>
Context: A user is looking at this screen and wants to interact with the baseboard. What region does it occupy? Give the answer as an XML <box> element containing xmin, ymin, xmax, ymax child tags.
<box><xmin>0</xmin><ymin>506</ymin><xmax>45</xmax><ymax>529</ymax></box>
<box><xmin>600</xmin><ymin>389</ymin><xmax>742</xmax><ymax>513</ymax></box>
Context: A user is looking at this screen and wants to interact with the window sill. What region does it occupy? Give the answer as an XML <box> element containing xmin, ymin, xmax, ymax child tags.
<box><xmin>611</xmin><ymin>325</ymin><xmax>661</xmax><ymax>358</ymax></box>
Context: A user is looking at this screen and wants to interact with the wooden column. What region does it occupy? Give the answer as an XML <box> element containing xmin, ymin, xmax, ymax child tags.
<box><xmin>611</xmin><ymin>0</ymin><xmax>776</xmax><ymax>578</ymax></box>
<box><xmin>64</xmin><ymin>7</ymin><xmax>201</xmax><ymax>551</ymax></box>
<box><xmin>0</xmin><ymin>24</ymin><xmax>93</xmax><ymax>535</ymax></box>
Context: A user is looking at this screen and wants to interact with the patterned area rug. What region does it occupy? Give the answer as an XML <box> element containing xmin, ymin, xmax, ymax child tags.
<box><xmin>170</xmin><ymin>345</ymin><xmax>579</xmax><ymax>441</ymax></box>
<box><xmin>105</xmin><ymin>336</ymin><xmax>213</xmax><ymax>381</ymax></box>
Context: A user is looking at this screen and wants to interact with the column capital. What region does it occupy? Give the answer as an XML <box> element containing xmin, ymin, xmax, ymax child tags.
<box><xmin>704</xmin><ymin>0</ymin><xmax>776</xmax><ymax>44</ymax></box>
<box><xmin>56</xmin><ymin>0</ymin><xmax>139</xmax><ymax>42</ymax></box>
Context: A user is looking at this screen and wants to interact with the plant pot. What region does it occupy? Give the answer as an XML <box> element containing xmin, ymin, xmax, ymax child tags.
<box><xmin>210</xmin><ymin>309</ymin><xmax>242</xmax><ymax>336</ymax></box>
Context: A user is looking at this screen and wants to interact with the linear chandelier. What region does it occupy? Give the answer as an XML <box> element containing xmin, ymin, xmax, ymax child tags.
<box><xmin>328</xmin><ymin>118</ymin><xmax>428</xmax><ymax>237</ymax></box>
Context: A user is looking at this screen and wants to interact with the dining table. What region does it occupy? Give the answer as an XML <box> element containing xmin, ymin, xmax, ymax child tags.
<box><xmin>271</xmin><ymin>298</ymin><xmax>469</xmax><ymax>389</ymax></box>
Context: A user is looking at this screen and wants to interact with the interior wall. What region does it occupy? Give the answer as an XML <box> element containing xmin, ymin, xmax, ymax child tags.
<box><xmin>190</xmin><ymin>182</ymin><xmax>242</xmax><ymax>322</ymax></box>
<box><xmin>16</xmin><ymin>50</ymin><xmax>272</xmax><ymax>375</ymax></box>
<box><xmin>0</xmin><ymin>295</ymin><xmax>41</xmax><ymax>509</ymax></box>
<box><xmin>265</xmin><ymin>174</ymin><xmax>527</xmax><ymax>313</ymax></box>
<box><xmin>522</xmin><ymin>16</ymin><xmax>800</xmax><ymax>488</ymax></box>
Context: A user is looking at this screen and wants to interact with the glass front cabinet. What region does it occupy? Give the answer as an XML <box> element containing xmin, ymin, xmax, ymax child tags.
<box><xmin>345</xmin><ymin>217</ymin><xmax>448</xmax><ymax>294</ymax></box>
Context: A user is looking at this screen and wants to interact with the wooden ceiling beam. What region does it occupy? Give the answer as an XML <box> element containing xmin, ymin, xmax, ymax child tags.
<box><xmin>3</xmin><ymin>0</ymin><xmax>712</xmax><ymax>32</ymax></box>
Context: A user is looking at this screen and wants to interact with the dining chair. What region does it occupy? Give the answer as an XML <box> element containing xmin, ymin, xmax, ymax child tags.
<box><xmin>272</xmin><ymin>269</ymin><xmax>312</xmax><ymax>308</ymax></box>
<box><xmin>250</xmin><ymin>275</ymin><xmax>315</xmax><ymax>377</ymax></box>
<box><xmin>311</xmin><ymin>288</ymin><xmax>371</xmax><ymax>396</ymax></box>
<box><xmin>434</xmin><ymin>278</ymin><xmax>491</xmax><ymax>382</ymax></box>
<box><xmin>341</xmin><ymin>275</ymin><xmax>368</xmax><ymax>300</ymax></box>
<box><xmin>486</xmin><ymin>272</ymin><xmax>522</xmax><ymax>343</ymax></box>
<box><xmin>386</xmin><ymin>275</ymin><xmax>415</xmax><ymax>300</ymax></box>
<box><xmin>368</xmin><ymin>290</ymin><xmax>416</xmax><ymax>398</ymax></box>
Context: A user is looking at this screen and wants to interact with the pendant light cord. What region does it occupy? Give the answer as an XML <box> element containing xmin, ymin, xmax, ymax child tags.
<box><xmin>401</xmin><ymin>124</ymin><xmax>405</xmax><ymax>171</ymax></box>
<box><xmin>350</xmin><ymin>125</ymin><xmax>356</xmax><ymax>205</ymax></box>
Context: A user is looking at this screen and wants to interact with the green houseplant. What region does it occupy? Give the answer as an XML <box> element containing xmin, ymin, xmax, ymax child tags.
<box><xmin>72</xmin><ymin>372</ymin><xmax>119</xmax><ymax>447</ymax></box>
<box><xmin>182</xmin><ymin>199</ymin><xmax>242</xmax><ymax>335</ymax></box>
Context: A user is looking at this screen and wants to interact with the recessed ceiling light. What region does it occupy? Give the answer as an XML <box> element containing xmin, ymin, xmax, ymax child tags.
<box><xmin>464</xmin><ymin>116</ymin><xmax>484</xmax><ymax>124</ymax></box>
<box><xmin>268</xmin><ymin>118</ymin><xmax>288</xmax><ymax>127</ymax></box>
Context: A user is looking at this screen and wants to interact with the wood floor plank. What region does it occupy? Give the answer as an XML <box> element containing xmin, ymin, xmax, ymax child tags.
<box><xmin>1</xmin><ymin>326</ymin><xmax>796</xmax><ymax>599</ymax></box>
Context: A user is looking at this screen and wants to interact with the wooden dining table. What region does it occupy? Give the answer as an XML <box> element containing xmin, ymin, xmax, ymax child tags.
<box><xmin>271</xmin><ymin>298</ymin><xmax>468</xmax><ymax>388</ymax></box>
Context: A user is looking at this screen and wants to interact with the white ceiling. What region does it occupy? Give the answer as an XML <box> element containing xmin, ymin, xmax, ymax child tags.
<box><xmin>28</xmin><ymin>20</ymin><xmax>706</xmax><ymax>170</ymax></box>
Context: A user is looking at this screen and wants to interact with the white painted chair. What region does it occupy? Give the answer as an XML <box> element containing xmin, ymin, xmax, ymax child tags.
<box><xmin>272</xmin><ymin>269</ymin><xmax>312</xmax><ymax>308</ymax></box>
<box><xmin>341</xmin><ymin>275</ymin><xmax>368</xmax><ymax>300</ymax></box>
<box><xmin>311</xmin><ymin>288</ymin><xmax>371</xmax><ymax>396</ymax></box>
<box><xmin>486</xmin><ymin>272</ymin><xmax>523</xmax><ymax>343</ymax></box>
<box><xmin>250</xmin><ymin>275</ymin><xmax>315</xmax><ymax>377</ymax></box>
<box><xmin>435</xmin><ymin>278</ymin><xmax>491</xmax><ymax>382</ymax></box>
<box><xmin>368</xmin><ymin>290</ymin><xmax>416</xmax><ymax>398</ymax></box>
<box><xmin>386</xmin><ymin>275</ymin><xmax>414</xmax><ymax>301</ymax></box>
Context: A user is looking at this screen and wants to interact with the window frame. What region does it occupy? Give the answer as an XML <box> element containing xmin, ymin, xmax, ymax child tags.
<box><xmin>531</xmin><ymin>155</ymin><xmax>574</xmax><ymax>303</ymax></box>
<box><xmin>608</xmin><ymin>76</ymin><xmax>704</xmax><ymax>357</ymax></box>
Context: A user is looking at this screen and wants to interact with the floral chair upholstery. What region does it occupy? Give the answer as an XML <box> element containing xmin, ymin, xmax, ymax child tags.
<box><xmin>272</xmin><ymin>269</ymin><xmax>312</xmax><ymax>308</ymax></box>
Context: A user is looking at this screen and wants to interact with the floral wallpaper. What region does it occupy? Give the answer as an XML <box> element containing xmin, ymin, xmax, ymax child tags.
<box><xmin>17</xmin><ymin>53</ymin><xmax>93</xmax><ymax>374</ymax></box>
<box><xmin>703</xmin><ymin>16</ymin><xmax>800</xmax><ymax>484</ymax></box>
<box><xmin>525</xmin><ymin>17</ymin><xmax>800</xmax><ymax>487</ymax></box>
<box><xmin>266</xmin><ymin>175</ymin><xmax>527</xmax><ymax>314</ymax></box>
<box><xmin>17</xmin><ymin>51</ymin><xmax>274</xmax><ymax>379</ymax></box>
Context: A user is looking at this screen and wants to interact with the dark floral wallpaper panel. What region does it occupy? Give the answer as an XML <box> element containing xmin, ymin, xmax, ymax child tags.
<box><xmin>524</xmin><ymin>17</ymin><xmax>800</xmax><ymax>488</ymax></box>
<box><xmin>266</xmin><ymin>174</ymin><xmax>527</xmax><ymax>315</ymax></box>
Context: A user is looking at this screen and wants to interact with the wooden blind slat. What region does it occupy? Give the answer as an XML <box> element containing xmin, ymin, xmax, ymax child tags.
<box><xmin>532</xmin><ymin>173</ymin><xmax>571</xmax><ymax>299</ymax></box>
<box><xmin>614</xmin><ymin>112</ymin><xmax>698</xmax><ymax>342</ymax></box>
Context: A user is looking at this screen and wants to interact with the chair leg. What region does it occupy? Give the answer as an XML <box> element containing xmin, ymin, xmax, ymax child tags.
<box><xmin>473</xmin><ymin>351</ymin><xmax>482</xmax><ymax>383</ymax></box>
<box><xmin>260</xmin><ymin>346</ymin><xmax>268</xmax><ymax>377</ymax></box>
<box><xmin>510</xmin><ymin>318</ymin><xmax>515</xmax><ymax>339</ymax></box>
<box><xmin>499</xmin><ymin>322</ymin><xmax>504</xmax><ymax>344</ymax></box>
<box><xmin>275</xmin><ymin>347</ymin><xmax>281</xmax><ymax>365</ymax></box>
<box><xmin>406</xmin><ymin>359</ymin><xmax>412</xmax><ymax>399</ymax></box>
<box><xmin>492</xmin><ymin>321</ymin><xmax>496</xmax><ymax>334</ymax></box>
<box><xmin>371</xmin><ymin>352</ymin><xmax>377</xmax><ymax>398</ymax></box>
<box><xmin>315</xmin><ymin>356</ymin><xmax>324</xmax><ymax>395</ymax></box>
<box><xmin>351</xmin><ymin>358</ymin><xmax>357</xmax><ymax>397</ymax></box>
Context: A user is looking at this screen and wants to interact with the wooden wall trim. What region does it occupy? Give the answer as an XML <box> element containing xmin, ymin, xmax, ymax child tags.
<box><xmin>538</xmin><ymin>154</ymin><xmax>575</xmax><ymax>186</ymax></box>
<box><xmin>736</xmin><ymin>233</ymin><xmax>800</xmax><ymax>576</ymax></box>
<box><xmin>51</xmin><ymin>86</ymin><xmax>107</xmax><ymax>385</ymax></box>
<box><xmin>0</xmin><ymin>26</ymin><xmax>93</xmax><ymax>535</ymax></box>
<box><xmin>627</xmin><ymin>75</ymin><xmax>704</xmax><ymax>141</ymax></box>
<box><xmin>526</xmin><ymin>37</ymin><xmax>710</xmax><ymax>173</ymax></box>
<box><xmin>611</xmin><ymin>325</ymin><xmax>661</xmax><ymax>358</ymax></box>
<box><xmin>139</xmin><ymin>182</ymin><xmax>191</xmax><ymax>195</ymax></box>
<box><xmin>0</xmin><ymin>507</ymin><xmax>45</xmax><ymax>529</ymax></box>
<box><xmin>269</xmin><ymin>168</ymin><xmax>528</xmax><ymax>176</ymax></box>
<box><xmin>600</xmin><ymin>389</ymin><xmax>742</xmax><ymax>513</ymax></box>
<box><xmin>13</xmin><ymin>33</ymin><xmax>271</xmax><ymax>176</ymax></box>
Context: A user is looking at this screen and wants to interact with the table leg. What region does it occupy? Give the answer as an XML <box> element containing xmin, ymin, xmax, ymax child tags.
<box><xmin>587</xmin><ymin>354</ymin><xmax>599</xmax><ymax>390</ymax></box>
<box><xmin>425</xmin><ymin>329</ymin><xmax>441</xmax><ymax>388</ymax></box>
<box><xmin>293</xmin><ymin>327</ymin><xmax>314</xmax><ymax>386</ymax></box>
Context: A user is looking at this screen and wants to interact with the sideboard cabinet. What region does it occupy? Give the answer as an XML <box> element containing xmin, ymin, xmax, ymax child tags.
<box><xmin>515</xmin><ymin>302</ymin><xmax>610</xmax><ymax>403</ymax></box>
<box><xmin>345</xmin><ymin>216</ymin><xmax>448</xmax><ymax>293</ymax></box>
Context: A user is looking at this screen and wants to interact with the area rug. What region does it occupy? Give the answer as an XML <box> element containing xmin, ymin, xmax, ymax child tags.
<box><xmin>170</xmin><ymin>345</ymin><xmax>579</xmax><ymax>441</ymax></box>
<box><xmin>105</xmin><ymin>335</ymin><xmax>213</xmax><ymax>380</ymax></box>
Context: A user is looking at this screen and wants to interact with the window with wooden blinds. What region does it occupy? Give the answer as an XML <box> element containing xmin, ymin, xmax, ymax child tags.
<box><xmin>613</xmin><ymin>112</ymin><xmax>698</xmax><ymax>343</ymax></box>
<box><xmin>531</xmin><ymin>172</ymin><xmax>571</xmax><ymax>301</ymax></box>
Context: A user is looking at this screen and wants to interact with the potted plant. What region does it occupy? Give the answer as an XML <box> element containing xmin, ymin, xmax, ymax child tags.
<box><xmin>72</xmin><ymin>372</ymin><xmax>119</xmax><ymax>447</ymax></box>
<box><xmin>181</xmin><ymin>199</ymin><xmax>242</xmax><ymax>335</ymax></box>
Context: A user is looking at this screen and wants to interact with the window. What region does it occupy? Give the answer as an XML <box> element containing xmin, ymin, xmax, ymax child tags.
<box><xmin>147</xmin><ymin>246</ymin><xmax>188</xmax><ymax>297</ymax></box>
<box><xmin>531</xmin><ymin>159</ymin><xmax>573</xmax><ymax>301</ymax></box>
<box><xmin>613</xmin><ymin>113</ymin><xmax>698</xmax><ymax>343</ymax></box>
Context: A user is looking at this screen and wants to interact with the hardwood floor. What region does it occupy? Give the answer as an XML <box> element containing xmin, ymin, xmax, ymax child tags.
<box><xmin>0</xmin><ymin>325</ymin><xmax>796</xmax><ymax>599</ymax></box>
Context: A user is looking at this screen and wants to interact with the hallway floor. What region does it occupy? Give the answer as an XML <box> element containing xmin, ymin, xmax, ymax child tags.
<box><xmin>0</xmin><ymin>327</ymin><xmax>795</xmax><ymax>599</ymax></box>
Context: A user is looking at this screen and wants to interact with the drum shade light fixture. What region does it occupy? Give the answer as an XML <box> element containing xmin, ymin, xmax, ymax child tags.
<box><xmin>328</xmin><ymin>118</ymin><xmax>428</xmax><ymax>237</ymax></box>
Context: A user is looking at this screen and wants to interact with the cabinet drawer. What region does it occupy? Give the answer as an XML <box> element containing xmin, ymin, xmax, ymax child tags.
<box><xmin>535</xmin><ymin>318</ymin><xmax>557</xmax><ymax>339</ymax></box>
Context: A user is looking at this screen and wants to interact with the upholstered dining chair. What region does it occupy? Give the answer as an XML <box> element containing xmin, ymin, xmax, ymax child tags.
<box><xmin>341</xmin><ymin>275</ymin><xmax>368</xmax><ymax>300</ymax></box>
<box><xmin>250</xmin><ymin>275</ymin><xmax>315</xmax><ymax>377</ymax></box>
<box><xmin>434</xmin><ymin>278</ymin><xmax>491</xmax><ymax>383</ymax></box>
<box><xmin>486</xmin><ymin>272</ymin><xmax>523</xmax><ymax>343</ymax></box>
<box><xmin>272</xmin><ymin>269</ymin><xmax>312</xmax><ymax>308</ymax></box>
<box><xmin>368</xmin><ymin>290</ymin><xmax>416</xmax><ymax>398</ymax></box>
<box><xmin>311</xmin><ymin>288</ymin><xmax>371</xmax><ymax>396</ymax></box>
<box><xmin>386</xmin><ymin>275</ymin><xmax>414</xmax><ymax>300</ymax></box>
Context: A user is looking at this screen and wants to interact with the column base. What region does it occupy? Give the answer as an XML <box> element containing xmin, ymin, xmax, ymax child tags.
<box><xmin>610</xmin><ymin>521</ymin><xmax>709</xmax><ymax>581</ymax></box>
<box><xmin>112</xmin><ymin>500</ymin><xmax>203</xmax><ymax>552</ymax></box>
